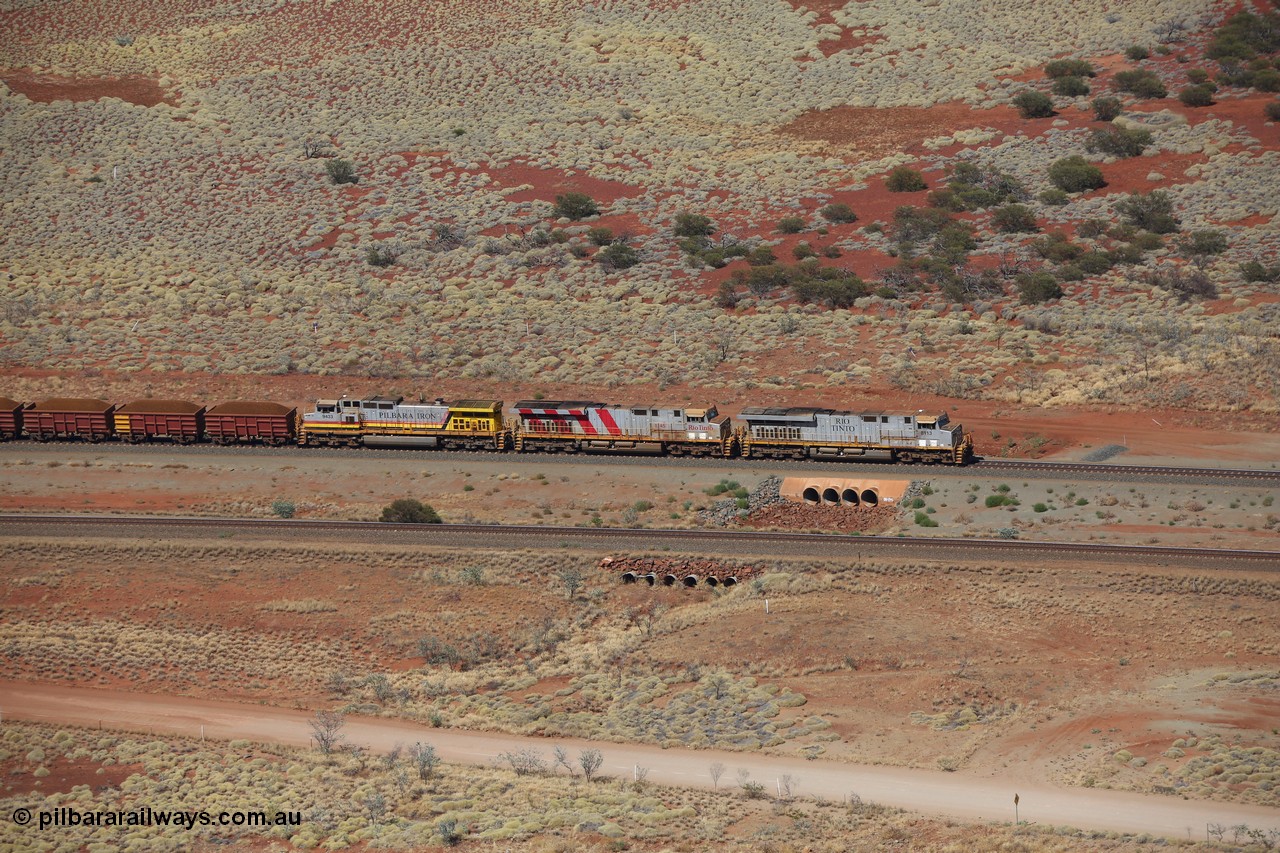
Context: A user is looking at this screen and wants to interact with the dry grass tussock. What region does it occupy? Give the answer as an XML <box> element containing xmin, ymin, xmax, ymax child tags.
<box><xmin>1</xmin><ymin>1</ymin><xmax>1277</xmax><ymax>412</ymax></box>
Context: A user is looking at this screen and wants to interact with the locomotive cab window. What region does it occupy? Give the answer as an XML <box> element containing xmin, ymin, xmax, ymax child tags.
<box><xmin>379</xmin><ymin>403</ymin><xmax>393</xmax><ymax>410</ymax></box>
<box><xmin>881</xmin><ymin>416</ymin><xmax>889</xmax><ymax>423</ymax></box>
<box><xmin>651</xmin><ymin>409</ymin><xmax>659</xmax><ymax>416</ymax></box>
<box><xmin>862</xmin><ymin>416</ymin><xmax>877</xmax><ymax>423</ymax></box>
<box><xmin>673</xmin><ymin>410</ymin><xmax>682</xmax><ymax>418</ymax></box>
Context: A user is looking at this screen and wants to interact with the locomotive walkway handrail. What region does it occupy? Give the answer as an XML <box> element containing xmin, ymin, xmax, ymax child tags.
<box><xmin>2</xmin><ymin>514</ymin><xmax>1278</xmax><ymax>568</ymax></box>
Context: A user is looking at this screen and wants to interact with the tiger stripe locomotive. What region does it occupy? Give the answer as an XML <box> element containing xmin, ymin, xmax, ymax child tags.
<box><xmin>0</xmin><ymin>392</ymin><xmax>974</xmax><ymax>465</ymax></box>
<box><xmin>512</xmin><ymin>401</ymin><xmax>735</xmax><ymax>457</ymax></box>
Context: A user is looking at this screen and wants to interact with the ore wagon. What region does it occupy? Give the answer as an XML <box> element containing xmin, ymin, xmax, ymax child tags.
<box><xmin>205</xmin><ymin>401</ymin><xmax>297</xmax><ymax>445</ymax></box>
<box><xmin>0</xmin><ymin>397</ymin><xmax>29</xmax><ymax>440</ymax></box>
<box><xmin>25</xmin><ymin>398</ymin><xmax>117</xmax><ymax>442</ymax></box>
<box><xmin>512</xmin><ymin>401</ymin><xmax>735</xmax><ymax>456</ymax></box>
<box><xmin>114</xmin><ymin>399</ymin><xmax>206</xmax><ymax>444</ymax></box>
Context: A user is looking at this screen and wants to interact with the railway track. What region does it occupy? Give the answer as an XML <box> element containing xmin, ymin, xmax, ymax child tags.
<box><xmin>3</xmin><ymin>514</ymin><xmax>1278</xmax><ymax>569</ymax></box>
<box><xmin>4</xmin><ymin>439</ymin><xmax>1279</xmax><ymax>485</ymax></box>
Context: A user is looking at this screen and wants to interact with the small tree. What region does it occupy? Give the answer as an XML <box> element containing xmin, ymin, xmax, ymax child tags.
<box><xmin>579</xmin><ymin>748</ymin><xmax>604</xmax><ymax>782</ymax></box>
<box><xmin>885</xmin><ymin>166</ymin><xmax>927</xmax><ymax>192</ymax></box>
<box><xmin>776</xmin><ymin>215</ymin><xmax>805</xmax><ymax>233</ymax></box>
<box><xmin>1044</xmin><ymin>58</ymin><xmax>1095</xmax><ymax>78</ymax></box>
<box><xmin>1115</xmin><ymin>190</ymin><xmax>1180</xmax><ymax>233</ymax></box>
<box><xmin>325</xmin><ymin>159</ymin><xmax>357</xmax><ymax>184</ymax></box>
<box><xmin>1048</xmin><ymin>156</ymin><xmax>1106</xmax><ymax>192</ymax></box>
<box><xmin>309</xmin><ymin>710</ymin><xmax>346</xmax><ymax>755</ymax></box>
<box><xmin>1086</xmin><ymin>126</ymin><xmax>1153</xmax><ymax>158</ymax></box>
<box><xmin>409</xmin><ymin>742</ymin><xmax>440</xmax><ymax>780</ymax></box>
<box><xmin>380</xmin><ymin>499</ymin><xmax>442</xmax><ymax>524</ymax></box>
<box><xmin>1093</xmin><ymin>96</ymin><xmax>1123</xmax><ymax>120</ymax></box>
<box><xmin>1011</xmin><ymin>90</ymin><xmax>1055</xmax><ymax>118</ymax></box>
<box><xmin>556</xmin><ymin>566</ymin><xmax>585</xmax><ymax>599</ymax></box>
<box><xmin>1178</xmin><ymin>229</ymin><xmax>1228</xmax><ymax>260</ymax></box>
<box><xmin>1179</xmin><ymin>84</ymin><xmax>1215</xmax><ymax>106</ymax></box>
<box><xmin>674</xmin><ymin>212</ymin><xmax>715</xmax><ymax>237</ymax></box>
<box><xmin>553</xmin><ymin>192</ymin><xmax>599</xmax><ymax>220</ymax></box>
<box><xmin>1125</xmin><ymin>45</ymin><xmax>1151</xmax><ymax>60</ymax></box>
<box><xmin>271</xmin><ymin>498</ymin><xmax>296</xmax><ymax>519</ymax></box>
<box><xmin>438</xmin><ymin>818</ymin><xmax>462</xmax><ymax>847</ymax></box>
<box><xmin>709</xmin><ymin>761</ymin><xmax>726</xmax><ymax>790</ymax></box>
<box><xmin>597</xmin><ymin>242</ymin><xmax>639</xmax><ymax>270</ymax></box>
<box><xmin>818</xmin><ymin>202</ymin><xmax>858</xmax><ymax>224</ymax></box>
<box><xmin>992</xmin><ymin>204</ymin><xmax>1039</xmax><ymax>233</ymax></box>
<box><xmin>1115</xmin><ymin>69</ymin><xmax>1167</xmax><ymax>99</ymax></box>
<box><xmin>1017</xmin><ymin>271</ymin><xmax>1063</xmax><ymax>304</ymax></box>
<box><xmin>1052</xmin><ymin>76</ymin><xmax>1091</xmax><ymax>97</ymax></box>
<box><xmin>586</xmin><ymin>226</ymin><xmax>614</xmax><ymax>246</ymax></box>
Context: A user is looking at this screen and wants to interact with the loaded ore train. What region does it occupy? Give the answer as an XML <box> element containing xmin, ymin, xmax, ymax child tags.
<box><xmin>0</xmin><ymin>393</ymin><xmax>974</xmax><ymax>464</ymax></box>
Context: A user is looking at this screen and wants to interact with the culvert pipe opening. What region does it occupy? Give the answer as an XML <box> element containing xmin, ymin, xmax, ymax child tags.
<box><xmin>861</xmin><ymin>489</ymin><xmax>879</xmax><ymax>506</ymax></box>
<box><xmin>723</xmin><ymin>577</ymin><xmax>737</xmax><ymax>587</ymax></box>
<box><xmin>621</xmin><ymin>572</ymin><xmax>637</xmax><ymax>584</ymax></box>
<box><xmin>822</xmin><ymin>487</ymin><xmax>841</xmax><ymax>505</ymax></box>
<box><xmin>641</xmin><ymin>573</ymin><xmax>656</xmax><ymax>586</ymax></box>
<box><xmin>705</xmin><ymin>576</ymin><xmax>719</xmax><ymax>587</ymax></box>
<box><xmin>802</xmin><ymin>486</ymin><xmax>820</xmax><ymax>505</ymax></box>
<box><xmin>682</xmin><ymin>575</ymin><xmax>698</xmax><ymax>587</ymax></box>
<box><xmin>662</xmin><ymin>574</ymin><xmax>677</xmax><ymax>586</ymax></box>
<box><xmin>842</xmin><ymin>488</ymin><xmax>860</xmax><ymax>506</ymax></box>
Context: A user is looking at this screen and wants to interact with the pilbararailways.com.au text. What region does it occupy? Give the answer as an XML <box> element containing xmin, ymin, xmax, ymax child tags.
<box><xmin>14</xmin><ymin>806</ymin><xmax>302</xmax><ymax>831</ymax></box>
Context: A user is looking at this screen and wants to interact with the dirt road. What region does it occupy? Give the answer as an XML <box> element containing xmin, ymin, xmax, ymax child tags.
<box><xmin>4</xmin><ymin>681</ymin><xmax>1277</xmax><ymax>839</ymax></box>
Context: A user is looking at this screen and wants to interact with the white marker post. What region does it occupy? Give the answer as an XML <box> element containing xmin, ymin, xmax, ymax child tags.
<box><xmin>1014</xmin><ymin>792</ymin><xmax>1020</xmax><ymax>824</ymax></box>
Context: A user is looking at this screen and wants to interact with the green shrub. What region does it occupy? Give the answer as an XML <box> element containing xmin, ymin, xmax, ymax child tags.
<box><xmin>992</xmin><ymin>204</ymin><xmax>1039</xmax><ymax>233</ymax></box>
<box><xmin>777</xmin><ymin>215</ymin><xmax>805</xmax><ymax>234</ymax></box>
<box><xmin>915</xmin><ymin>511</ymin><xmax>939</xmax><ymax>527</ymax></box>
<box><xmin>674</xmin><ymin>212</ymin><xmax>715</xmax><ymax>237</ymax></box>
<box><xmin>1045</xmin><ymin>58</ymin><xmax>1096</xmax><ymax>78</ymax></box>
<box><xmin>1087</xmin><ymin>126</ymin><xmax>1153</xmax><ymax>158</ymax></box>
<box><xmin>365</xmin><ymin>244</ymin><xmax>401</xmax><ymax>267</ymax></box>
<box><xmin>1033</xmin><ymin>503</ymin><xmax>1049</xmax><ymax>513</ymax></box>
<box><xmin>1077</xmin><ymin>251</ymin><xmax>1114</xmax><ymax>274</ymax></box>
<box><xmin>1093</xmin><ymin>96</ymin><xmax>1123</xmax><ymax>120</ymax></box>
<box><xmin>1012</xmin><ymin>90</ymin><xmax>1055</xmax><ymax>118</ymax></box>
<box><xmin>270</xmin><ymin>499</ymin><xmax>296</xmax><ymax>519</ymax></box>
<box><xmin>1048</xmin><ymin>156</ymin><xmax>1106</xmax><ymax>192</ymax></box>
<box><xmin>325</xmin><ymin>158</ymin><xmax>357</xmax><ymax>184</ymax></box>
<box><xmin>1254</xmin><ymin>69</ymin><xmax>1280</xmax><ymax>92</ymax></box>
<box><xmin>380</xmin><ymin>499</ymin><xmax>442</xmax><ymax>524</ymax></box>
<box><xmin>1017</xmin><ymin>271</ymin><xmax>1063</xmax><ymax>304</ymax></box>
<box><xmin>597</xmin><ymin>243</ymin><xmax>639</xmax><ymax>270</ymax></box>
<box><xmin>1115</xmin><ymin>191</ymin><xmax>1180</xmax><ymax>233</ymax></box>
<box><xmin>1208</xmin><ymin>10</ymin><xmax>1280</xmax><ymax>62</ymax></box>
<box><xmin>819</xmin><ymin>202</ymin><xmax>858</xmax><ymax>224</ymax></box>
<box><xmin>1115</xmin><ymin>69</ymin><xmax>1167</xmax><ymax>99</ymax></box>
<box><xmin>1052</xmin><ymin>76</ymin><xmax>1091</xmax><ymax>97</ymax></box>
<box><xmin>1126</xmin><ymin>45</ymin><xmax>1151</xmax><ymax>61</ymax></box>
<box><xmin>586</xmin><ymin>226</ymin><xmax>614</xmax><ymax>246</ymax></box>
<box><xmin>1178</xmin><ymin>230</ymin><xmax>1228</xmax><ymax>258</ymax></box>
<box><xmin>1187</xmin><ymin>68</ymin><xmax>1211</xmax><ymax>84</ymax></box>
<box><xmin>986</xmin><ymin>494</ymin><xmax>1014</xmax><ymax>508</ymax></box>
<box><xmin>1179</xmin><ymin>84</ymin><xmax>1215</xmax><ymax>106</ymax></box>
<box><xmin>554</xmin><ymin>192</ymin><xmax>599</xmax><ymax>220</ymax></box>
<box><xmin>1266</xmin><ymin>101</ymin><xmax>1280</xmax><ymax>121</ymax></box>
<box><xmin>1240</xmin><ymin>260</ymin><xmax>1280</xmax><ymax>282</ymax></box>
<box><xmin>885</xmin><ymin>166</ymin><xmax>927</xmax><ymax>192</ymax></box>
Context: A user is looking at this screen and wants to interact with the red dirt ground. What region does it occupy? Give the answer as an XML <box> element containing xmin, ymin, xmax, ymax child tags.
<box><xmin>0</xmin><ymin>72</ymin><xmax>175</xmax><ymax>107</ymax></box>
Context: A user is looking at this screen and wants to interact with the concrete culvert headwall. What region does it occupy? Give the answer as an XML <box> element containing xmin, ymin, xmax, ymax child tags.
<box><xmin>781</xmin><ymin>478</ymin><xmax>907</xmax><ymax>509</ymax></box>
<box><xmin>601</xmin><ymin>557</ymin><xmax>762</xmax><ymax>590</ymax></box>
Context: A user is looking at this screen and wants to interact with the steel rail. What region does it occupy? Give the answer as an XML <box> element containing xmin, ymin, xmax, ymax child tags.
<box><xmin>3</xmin><ymin>514</ymin><xmax>1277</xmax><ymax>568</ymax></box>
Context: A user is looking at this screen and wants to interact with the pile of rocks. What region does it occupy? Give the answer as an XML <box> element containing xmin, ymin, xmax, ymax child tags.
<box><xmin>698</xmin><ymin>475</ymin><xmax>785</xmax><ymax>527</ymax></box>
<box><xmin>741</xmin><ymin>503</ymin><xmax>899</xmax><ymax>533</ymax></box>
